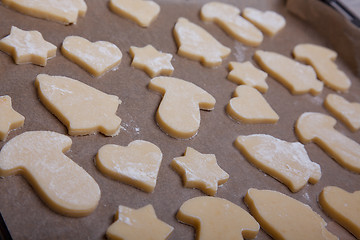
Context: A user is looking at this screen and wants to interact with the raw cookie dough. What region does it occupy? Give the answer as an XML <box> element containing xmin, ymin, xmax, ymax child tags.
<box><xmin>106</xmin><ymin>204</ymin><xmax>174</xmax><ymax>240</ymax></box>
<box><xmin>244</xmin><ymin>188</ymin><xmax>338</xmax><ymax>240</ymax></box>
<box><xmin>200</xmin><ymin>2</ymin><xmax>263</xmax><ymax>47</ymax></box>
<box><xmin>35</xmin><ymin>74</ymin><xmax>122</xmax><ymax>136</ymax></box>
<box><xmin>109</xmin><ymin>0</ymin><xmax>160</xmax><ymax>27</ymax></box>
<box><xmin>324</xmin><ymin>94</ymin><xmax>360</xmax><ymax>132</ymax></box>
<box><xmin>0</xmin><ymin>26</ymin><xmax>56</xmax><ymax>66</ymax></box>
<box><xmin>177</xmin><ymin>196</ymin><xmax>259</xmax><ymax>240</ymax></box>
<box><xmin>2</xmin><ymin>0</ymin><xmax>86</xmax><ymax>24</ymax></box>
<box><xmin>61</xmin><ymin>36</ymin><xmax>122</xmax><ymax>77</ymax></box>
<box><xmin>148</xmin><ymin>76</ymin><xmax>216</xmax><ymax>139</ymax></box>
<box><xmin>171</xmin><ymin>147</ymin><xmax>229</xmax><ymax>196</ymax></box>
<box><xmin>96</xmin><ymin>140</ymin><xmax>162</xmax><ymax>193</ymax></box>
<box><xmin>173</xmin><ymin>17</ymin><xmax>231</xmax><ymax>67</ymax></box>
<box><xmin>227</xmin><ymin>61</ymin><xmax>268</xmax><ymax>93</ymax></box>
<box><xmin>0</xmin><ymin>95</ymin><xmax>25</xmax><ymax>141</ymax></box>
<box><xmin>0</xmin><ymin>131</ymin><xmax>101</xmax><ymax>217</ymax></box>
<box><xmin>235</xmin><ymin>134</ymin><xmax>321</xmax><ymax>192</ymax></box>
<box><xmin>226</xmin><ymin>85</ymin><xmax>279</xmax><ymax>124</ymax></box>
<box><xmin>254</xmin><ymin>50</ymin><xmax>323</xmax><ymax>95</ymax></box>
<box><xmin>319</xmin><ymin>186</ymin><xmax>360</xmax><ymax>239</ymax></box>
<box><xmin>129</xmin><ymin>45</ymin><xmax>174</xmax><ymax>77</ymax></box>
<box><xmin>293</xmin><ymin>43</ymin><xmax>351</xmax><ymax>92</ymax></box>
<box><xmin>295</xmin><ymin>112</ymin><xmax>360</xmax><ymax>173</ymax></box>
<box><xmin>242</xmin><ymin>8</ymin><xmax>286</xmax><ymax>36</ymax></box>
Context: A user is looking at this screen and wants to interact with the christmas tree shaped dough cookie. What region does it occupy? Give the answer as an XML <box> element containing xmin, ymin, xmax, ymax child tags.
<box><xmin>0</xmin><ymin>95</ymin><xmax>25</xmax><ymax>141</ymax></box>
<box><xmin>245</xmin><ymin>188</ymin><xmax>338</xmax><ymax>240</ymax></box>
<box><xmin>0</xmin><ymin>26</ymin><xmax>56</xmax><ymax>66</ymax></box>
<box><xmin>200</xmin><ymin>2</ymin><xmax>263</xmax><ymax>47</ymax></box>
<box><xmin>129</xmin><ymin>45</ymin><xmax>174</xmax><ymax>77</ymax></box>
<box><xmin>106</xmin><ymin>204</ymin><xmax>174</xmax><ymax>240</ymax></box>
<box><xmin>319</xmin><ymin>186</ymin><xmax>360</xmax><ymax>239</ymax></box>
<box><xmin>96</xmin><ymin>140</ymin><xmax>162</xmax><ymax>193</ymax></box>
<box><xmin>173</xmin><ymin>17</ymin><xmax>231</xmax><ymax>67</ymax></box>
<box><xmin>0</xmin><ymin>131</ymin><xmax>101</xmax><ymax>217</ymax></box>
<box><xmin>293</xmin><ymin>44</ymin><xmax>351</xmax><ymax>92</ymax></box>
<box><xmin>148</xmin><ymin>76</ymin><xmax>216</xmax><ymax>139</ymax></box>
<box><xmin>295</xmin><ymin>112</ymin><xmax>360</xmax><ymax>173</ymax></box>
<box><xmin>254</xmin><ymin>50</ymin><xmax>323</xmax><ymax>95</ymax></box>
<box><xmin>226</xmin><ymin>85</ymin><xmax>279</xmax><ymax>124</ymax></box>
<box><xmin>2</xmin><ymin>0</ymin><xmax>86</xmax><ymax>24</ymax></box>
<box><xmin>171</xmin><ymin>147</ymin><xmax>229</xmax><ymax>196</ymax></box>
<box><xmin>228</xmin><ymin>61</ymin><xmax>268</xmax><ymax>93</ymax></box>
<box><xmin>35</xmin><ymin>74</ymin><xmax>122</xmax><ymax>136</ymax></box>
<box><xmin>235</xmin><ymin>134</ymin><xmax>321</xmax><ymax>192</ymax></box>
<box><xmin>177</xmin><ymin>196</ymin><xmax>259</xmax><ymax>240</ymax></box>
<box><xmin>109</xmin><ymin>0</ymin><xmax>160</xmax><ymax>27</ymax></box>
<box><xmin>242</xmin><ymin>8</ymin><xmax>286</xmax><ymax>36</ymax></box>
<box><xmin>61</xmin><ymin>36</ymin><xmax>122</xmax><ymax>77</ymax></box>
<box><xmin>324</xmin><ymin>94</ymin><xmax>360</xmax><ymax>132</ymax></box>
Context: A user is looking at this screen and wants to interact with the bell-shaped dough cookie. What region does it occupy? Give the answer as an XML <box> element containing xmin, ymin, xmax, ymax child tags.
<box><xmin>35</xmin><ymin>74</ymin><xmax>122</xmax><ymax>136</ymax></box>
<box><xmin>319</xmin><ymin>186</ymin><xmax>360</xmax><ymax>239</ymax></box>
<box><xmin>0</xmin><ymin>131</ymin><xmax>101</xmax><ymax>217</ymax></box>
<box><xmin>177</xmin><ymin>196</ymin><xmax>259</xmax><ymax>240</ymax></box>
<box><xmin>226</xmin><ymin>85</ymin><xmax>279</xmax><ymax>123</ymax></box>
<box><xmin>96</xmin><ymin>140</ymin><xmax>162</xmax><ymax>193</ymax></box>
<box><xmin>235</xmin><ymin>134</ymin><xmax>321</xmax><ymax>192</ymax></box>
<box><xmin>148</xmin><ymin>76</ymin><xmax>216</xmax><ymax>139</ymax></box>
<box><xmin>293</xmin><ymin>44</ymin><xmax>351</xmax><ymax>92</ymax></box>
<box><xmin>244</xmin><ymin>188</ymin><xmax>338</xmax><ymax>240</ymax></box>
<box><xmin>200</xmin><ymin>2</ymin><xmax>263</xmax><ymax>46</ymax></box>
<box><xmin>173</xmin><ymin>17</ymin><xmax>231</xmax><ymax>67</ymax></box>
<box><xmin>295</xmin><ymin>112</ymin><xmax>360</xmax><ymax>173</ymax></box>
<box><xmin>0</xmin><ymin>95</ymin><xmax>25</xmax><ymax>141</ymax></box>
<box><xmin>254</xmin><ymin>50</ymin><xmax>323</xmax><ymax>95</ymax></box>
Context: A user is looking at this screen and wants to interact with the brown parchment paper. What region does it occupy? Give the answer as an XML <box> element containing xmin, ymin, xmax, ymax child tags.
<box><xmin>0</xmin><ymin>0</ymin><xmax>359</xmax><ymax>239</ymax></box>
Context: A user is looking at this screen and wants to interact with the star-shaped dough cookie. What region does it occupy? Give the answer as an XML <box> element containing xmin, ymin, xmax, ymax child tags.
<box><xmin>171</xmin><ymin>147</ymin><xmax>229</xmax><ymax>196</ymax></box>
<box><xmin>0</xmin><ymin>26</ymin><xmax>56</xmax><ymax>66</ymax></box>
<box><xmin>0</xmin><ymin>95</ymin><xmax>25</xmax><ymax>141</ymax></box>
<box><xmin>129</xmin><ymin>45</ymin><xmax>174</xmax><ymax>77</ymax></box>
<box><xmin>106</xmin><ymin>204</ymin><xmax>174</xmax><ymax>240</ymax></box>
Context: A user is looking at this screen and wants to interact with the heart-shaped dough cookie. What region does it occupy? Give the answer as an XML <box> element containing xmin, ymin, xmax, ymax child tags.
<box><xmin>61</xmin><ymin>36</ymin><xmax>122</xmax><ymax>77</ymax></box>
<box><xmin>96</xmin><ymin>140</ymin><xmax>162</xmax><ymax>193</ymax></box>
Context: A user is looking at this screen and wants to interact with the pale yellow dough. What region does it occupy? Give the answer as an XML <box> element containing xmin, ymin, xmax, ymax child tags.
<box><xmin>254</xmin><ymin>50</ymin><xmax>323</xmax><ymax>95</ymax></box>
<box><xmin>0</xmin><ymin>131</ymin><xmax>101</xmax><ymax>217</ymax></box>
<box><xmin>171</xmin><ymin>147</ymin><xmax>229</xmax><ymax>196</ymax></box>
<box><xmin>293</xmin><ymin>43</ymin><xmax>351</xmax><ymax>92</ymax></box>
<box><xmin>2</xmin><ymin>0</ymin><xmax>86</xmax><ymax>24</ymax></box>
<box><xmin>177</xmin><ymin>196</ymin><xmax>259</xmax><ymax>240</ymax></box>
<box><xmin>129</xmin><ymin>45</ymin><xmax>174</xmax><ymax>77</ymax></box>
<box><xmin>228</xmin><ymin>61</ymin><xmax>268</xmax><ymax>93</ymax></box>
<box><xmin>61</xmin><ymin>36</ymin><xmax>122</xmax><ymax>77</ymax></box>
<box><xmin>109</xmin><ymin>0</ymin><xmax>160</xmax><ymax>27</ymax></box>
<box><xmin>0</xmin><ymin>95</ymin><xmax>25</xmax><ymax>141</ymax></box>
<box><xmin>242</xmin><ymin>7</ymin><xmax>286</xmax><ymax>36</ymax></box>
<box><xmin>107</xmin><ymin>204</ymin><xmax>174</xmax><ymax>240</ymax></box>
<box><xmin>295</xmin><ymin>112</ymin><xmax>360</xmax><ymax>173</ymax></box>
<box><xmin>35</xmin><ymin>74</ymin><xmax>122</xmax><ymax>136</ymax></box>
<box><xmin>235</xmin><ymin>134</ymin><xmax>321</xmax><ymax>192</ymax></box>
<box><xmin>244</xmin><ymin>188</ymin><xmax>338</xmax><ymax>240</ymax></box>
<box><xmin>96</xmin><ymin>140</ymin><xmax>162</xmax><ymax>193</ymax></box>
<box><xmin>173</xmin><ymin>17</ymin><xmax>231</xmax><ymax>67</ymax></box>
<box><xmin>0</xmin><ymin>26</ymin><xmax>56</xmax><ymax>66</ymax></box>
<box><xmin>226</xmin><ymin>85</ymin><xmax>279</xmax><ymax>124</ymax></box>
<box><xmin>200</xmin><ymin>2</ymin><xmax>263</xmax><ymax>47</ymax></box>
<box><xmin>148</xmin><ymin>76</ymin><xmax>216</xmax><ymax>139</ymax></box>
<box><xmin>324</xmin><ymin>94</ymin><xmax>360</xmax><ymax>132</ymax></box>
<box><xmin>319</xmin><ymin>186</ymin><xmax>360</xmax><ymax>239</ymax></box>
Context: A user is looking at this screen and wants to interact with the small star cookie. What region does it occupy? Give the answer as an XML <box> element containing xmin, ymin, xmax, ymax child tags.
<box><xmin>0</xmin><ymin>95</ymin><xmax>25</xmax><ymax>141</ymax></box>
<box><xmin>0</xmin><ymin>26</ymin><xmax>56</xmax><ymax>66</ymax></box>
<box><xmin>171</xmin><ymin>147</ymin><xmax>229</xmax><ymax>196</ymax></box>
<box><xmin>129</xmin><ymin>45</ymin><xmax>174</xmax><ymax>77</ymax></box>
